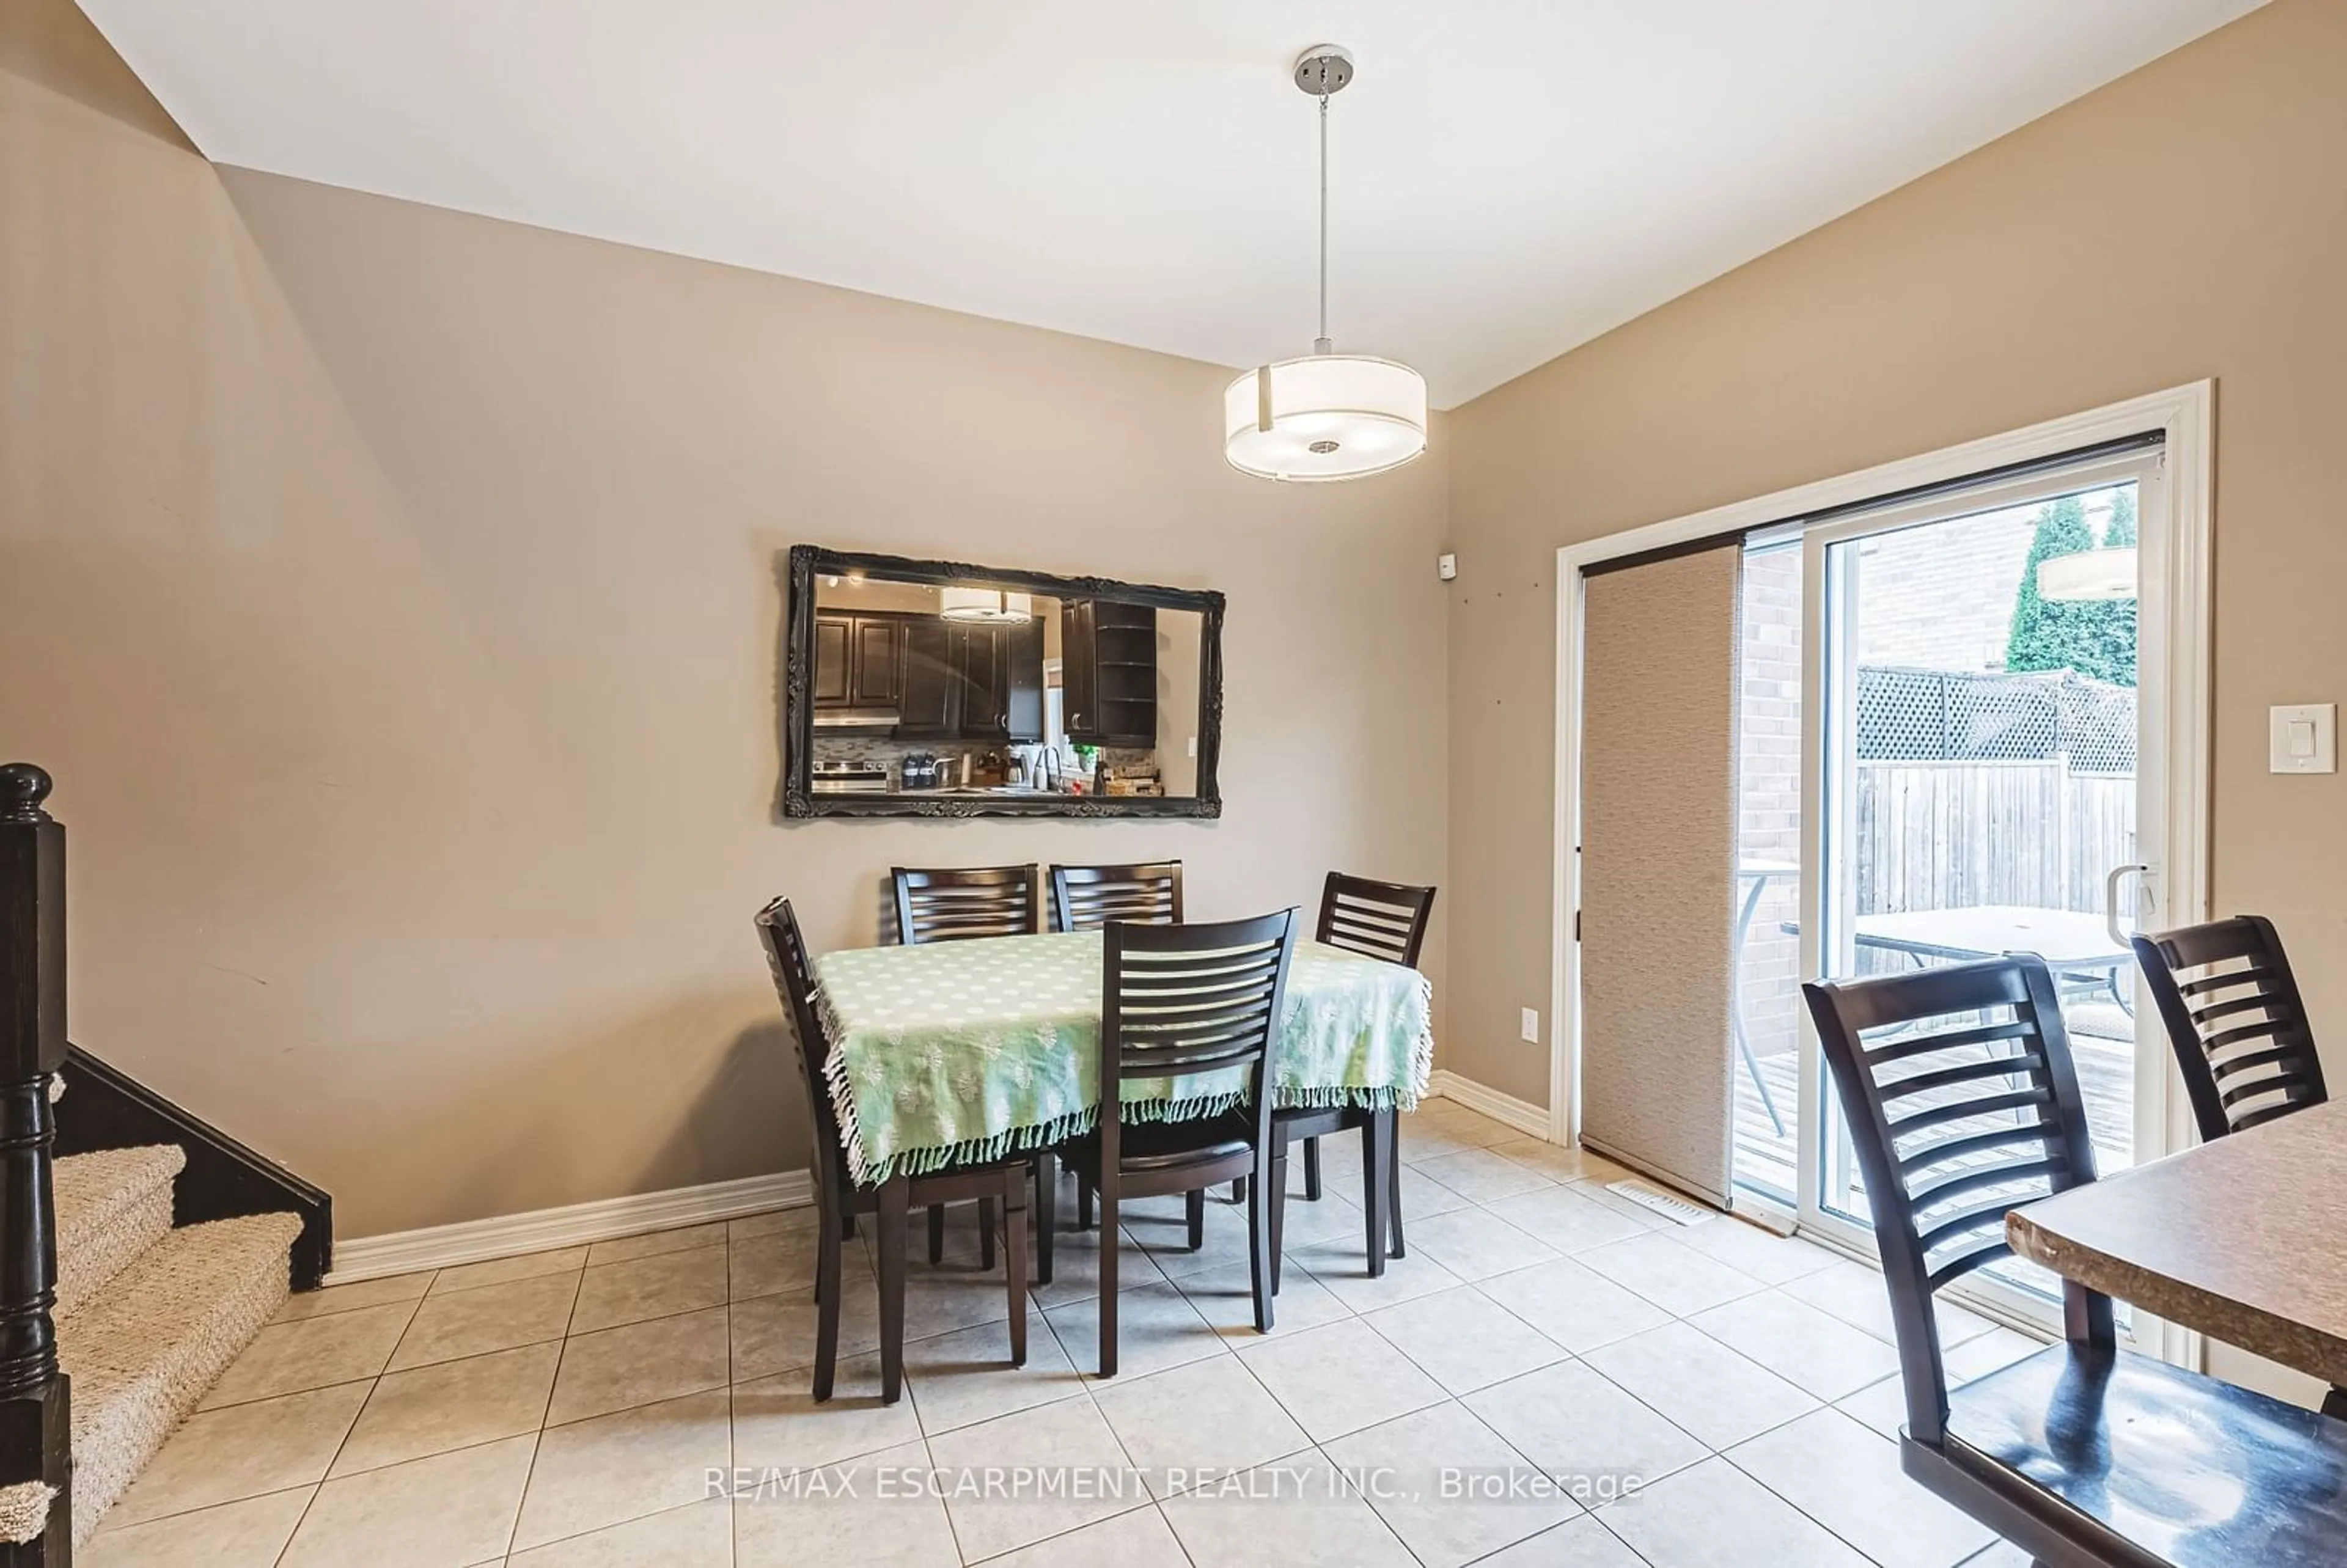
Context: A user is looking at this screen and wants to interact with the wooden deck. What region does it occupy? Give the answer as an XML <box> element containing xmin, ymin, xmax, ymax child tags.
<box><xmin>1733</xmin><ymin>1023</ymin><xmax>2139</xmax><ymax>1206</ymax></box>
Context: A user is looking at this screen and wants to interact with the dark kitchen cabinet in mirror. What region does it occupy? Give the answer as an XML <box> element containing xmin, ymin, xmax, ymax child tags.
<box><xmin>784</xmin><ymin>547</ymin><xmax>1221</xmax><ymax>818</ymax></box>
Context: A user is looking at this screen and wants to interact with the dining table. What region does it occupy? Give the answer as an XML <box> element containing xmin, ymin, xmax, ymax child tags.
<box><xmin>2007</xmin><ymin>1099</ymin><xmax>2347</xmax><ymax>1394</ymax></box>
<box><xmin>812</xmin><ymin>927</ymin><xmax>1435</xmax><ymax>1192</ymax></box>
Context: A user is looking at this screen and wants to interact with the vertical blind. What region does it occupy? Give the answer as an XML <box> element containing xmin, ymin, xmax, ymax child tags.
<box><xmin>1578</xmin><ymin>541</ymin><xmax>1744</xmax><ymax>1206</ymax></box>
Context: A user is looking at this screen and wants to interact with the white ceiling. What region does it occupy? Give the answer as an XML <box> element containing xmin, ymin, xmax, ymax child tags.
<box><xmin>79</xmin><ymin>0</ymin><xmax>2263</xmax><ymax>408</ymax></box>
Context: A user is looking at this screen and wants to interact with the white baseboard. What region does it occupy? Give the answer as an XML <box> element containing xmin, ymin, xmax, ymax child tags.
<box><xmin>1427</xmin><ymin>1069</ymin><xmax>1552</xmax><ymax>1140</ymax></box>
<box><xmin>326</xmin><ymin>1170</ymin><xmax>814</xmax><ymax>1285</ymax></box>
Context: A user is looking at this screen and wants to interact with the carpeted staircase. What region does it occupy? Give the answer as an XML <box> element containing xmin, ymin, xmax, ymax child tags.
<box><xmin>6</xmin><ymin>1141</ymin><xmax>301</xmax><ymax>1545</ymax></box>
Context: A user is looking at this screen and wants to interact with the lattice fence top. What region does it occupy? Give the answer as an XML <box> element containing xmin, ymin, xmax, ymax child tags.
<box><xmin>1856</xmin><ymin>665</ymin><xmax>2136</xmax><ymax>774</ymax></box>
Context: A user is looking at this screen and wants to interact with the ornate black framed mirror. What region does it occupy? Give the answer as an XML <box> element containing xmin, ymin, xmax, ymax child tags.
<box><xmin>782</xmin><ymin>546</ymin><xmax>1224</xmax><ymax>819</ymax></box>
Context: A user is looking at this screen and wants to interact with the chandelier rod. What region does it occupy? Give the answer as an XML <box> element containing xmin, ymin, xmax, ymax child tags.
<box><xmin>1317</xmin><ymin>92</ymin><xmax>1331</xmax><ymax>354</ymax></box>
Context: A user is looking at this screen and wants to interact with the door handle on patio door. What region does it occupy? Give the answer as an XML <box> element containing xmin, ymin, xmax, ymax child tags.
<box><xmin>2105</xmin><ymin>863</ymin><xmax>2150</xmax><ymax>948</ymax></box>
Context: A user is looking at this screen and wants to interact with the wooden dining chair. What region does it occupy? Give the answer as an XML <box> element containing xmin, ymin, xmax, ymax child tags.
<box><xmin>2132</xmin><ymin>916</ymin><xmax>2347</xmax><ymax>1418</ymax></box>
<box><xmin>1270</xmin><ymin>873</ymin><xmax>1435</xmax><ymax>1269</ymax></box>
<box><xmin>756</xmin><ymin>896</ymin><xmax>1029</xmax><ymax>1404</ymax></box>
<box><xmin>889</xmin><ymin>863</ymin><xmax>1047</xmax><ymax>1268</ymax></box>
<box><xmin>1062</xmin><ymin>910</ymin><xmax>1298</xmax><ymax>1377</ymax></box>
<box><xmin>1048</xmin><ymin>861</ymin><xmax>1183</xmax><ymax>932</ymax></box>
<box><xmin>1804</xmin><ymin>956</ymin><xmax>2347</xmax><ymax>1567</ymax></box>
<box><xmin>2132</xmin><ymin>915</ymin><xmax>2328</xmax><ymax>1141</ymax></box>
<box><xmin>891</xmin><ymin>863</ymin><xmax>1043</xmax><ymax>946</ymax></box>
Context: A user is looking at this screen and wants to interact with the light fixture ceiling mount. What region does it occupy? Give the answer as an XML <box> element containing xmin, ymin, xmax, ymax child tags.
<box><xmin>1224</xmin><ymin>45</ymin><xmax>1428</xmax><ymax>483</ymax></box>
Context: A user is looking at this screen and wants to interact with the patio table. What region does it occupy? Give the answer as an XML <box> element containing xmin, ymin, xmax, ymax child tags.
<box><xmin>1853</xmin><ymin>904</ymin><xmax>2135</xmax><ymax>1011</ymax></box>
<box><xmin>814</xmin><ymin>929</ymin><xmax>1434</xmax><ymax>1187</ymax></box>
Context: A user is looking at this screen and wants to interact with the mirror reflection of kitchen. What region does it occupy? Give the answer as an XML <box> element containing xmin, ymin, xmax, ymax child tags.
<box><xmin>808</xmin><ymin>571</ymin><xmax>1207</xmax><ymax>799</ymax></box>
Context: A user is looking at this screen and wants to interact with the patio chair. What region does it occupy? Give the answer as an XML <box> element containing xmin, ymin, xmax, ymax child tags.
<box><xmin>1803</xmin><ymin>954</ymin><xmax>2347</xmax><ymax>1567</ymax></box>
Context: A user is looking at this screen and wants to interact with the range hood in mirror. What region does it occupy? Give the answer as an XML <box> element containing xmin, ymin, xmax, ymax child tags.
<box><xmin>811</xmin><ymin>707</ymin><xmax>902</xmax><ymax>732</ymax></box>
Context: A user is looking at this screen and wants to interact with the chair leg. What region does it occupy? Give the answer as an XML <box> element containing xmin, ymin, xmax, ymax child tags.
<box><xmin>1302</xmin><ymin>1137</ymin><xmax>1323</xmax><ymax>1201</ymax></box>
<box><xmin>1270</xmin><ymin>1150</ymin><xmax>1287</xmax><ymax>1295</ymax></box>
<box><xmin>1077</xmin><ymin>1174</ymin><xmax>1094</xmax><ymax>1231</ymax></box>
<box><xmin>1034</xmin><ymin>1150</ymin><xmax>1057</xmax><ymax>1285</ymax></box>
<box><xmin>979</xmin><ymin>1196</ymin><xmax>998</xmax><ymax>1272</ymax></box>
<box><xmin>812</xmin><ymin>1199</ymin><xmax>843</xmax><ymax>1402</ymax></box>
<box><xmin>1098</xmin><ymin>1177</ymin><xmax>1120</xmax><ymax>1379</ymax></box>
<box><xmin>1004</xmin><ymin>1170</ymin><xmax>1029</xmax><ymax>1369</ymax></box>
<box><xmin>877</xmin><ymin>1179</ymin><xmax>909</xmax><ymax>1404</ymax></box>
<box><xmin>1248</xmin><ymin>1150</ymin><xmax>1282</xmax><ymax>1334</ymax></box>
<box><xmin>1363</xmin><ymin>1111</ymin><xmax>1394</xmax><ymax>1280</ymax></box>
<box><xmin>1186</xmin><ymin>1188</ymin><xmax>1206</xmax><ymax>1251</ymax></box>
<box><xmin>928</xmin><ymin>1203</ymin><xmax>947</xmax><ymax>1265</ymax></box>
<box><xmin>2324</xmin><ymin>1386</ymin><xmax>2347</xmax><ymax>1420</ymax></box>
<box><xmin>1388</xmin><ymin>1112</ymin><xmax>1406</xmax><ymax>1259</ymax></box>
<box><xmin>839</xmin><ymin>1211</ymin><xmax>858</xmax><ymax>1242</ymax></box>
<box><xmin>1230</xmin><ymin>1178</ymin><xmax>1247</xmax><ymax>1204</ymax></box>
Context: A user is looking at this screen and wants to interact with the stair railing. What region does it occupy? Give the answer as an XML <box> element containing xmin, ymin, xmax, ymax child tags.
<box><xmin>0</xmin><ymin>764</ymin><xmax>70</xmax><ymax>1563</ymax></box>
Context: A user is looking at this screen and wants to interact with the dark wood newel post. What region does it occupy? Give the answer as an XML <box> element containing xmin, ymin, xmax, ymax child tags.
<box><xmin>0</xmin><ymin>763</ymin><xmax>70</xmax><ymax>1563</ymax></box>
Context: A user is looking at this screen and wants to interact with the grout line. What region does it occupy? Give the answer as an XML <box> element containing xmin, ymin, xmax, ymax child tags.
<box><xmin>270</xmin><ymin>1266</ymin><xmax>439</xmax><ymax>1324</ymax></box>
<box><xmin>265</xmin><ymin>1370</ymin><xmax>373</xmax><ymax>1567</ymax></box>
<box><xmin>723</xmin><ymin>1346</ymin><xmax>738</xmax><ymax>1568</ymax></box>
<box><xmin>513</xmin><ymin>1336</ymin><xmax>562</xmax><ymax>1490</ymax></box>
<box><xmin>196</xmin><ymin>1293</ymin><xmax>424</xmax><ymax>1414</ymax></box>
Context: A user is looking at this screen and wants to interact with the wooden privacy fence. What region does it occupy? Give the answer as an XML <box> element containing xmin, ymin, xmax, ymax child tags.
<box><xmin>1854</xmin><ymin>760</ymin><xmax>2134</xmax><ymax>918</ymax></box>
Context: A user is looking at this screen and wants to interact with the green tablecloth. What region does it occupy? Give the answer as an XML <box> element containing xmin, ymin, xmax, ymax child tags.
<box><xmin>814</xmin><ymin>930</ymin><xmax>1433</xmax><ymax>1185</ymax></box>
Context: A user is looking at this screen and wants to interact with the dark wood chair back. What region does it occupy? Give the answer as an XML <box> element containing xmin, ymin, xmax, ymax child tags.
<box><xmin>1316</xmin><ymin>873</ymin><xmax>1436</xmax><ymax>968</ymax></box>
<box><xmin>1801</xmin><ymin>956</ymin><xmax>2112</xmax><ymax>1447</ymax></box>
<box><xmin>755</xmin><ymin>896</ymin><xmax>848</xmax><ymax>1195</ymax></box>
<box><xmin>1097</xmin><ymin>911</ymin><xmax>1296</xmax><ymax>1160</ymax></box>
<box><xmin>1049</xmin><ymin>861</ymin><xmax>1182</xmax><ymax>932</ymax></box>
<box><xmin>2132</xmin><ymin>915</ymin><xmax>2327</xmax><ymax>1141</ymax></box>
<box><xmin>889</xmin><ymin>863</ymin><xmax>1041</xmax><ymax>945</ymax></box>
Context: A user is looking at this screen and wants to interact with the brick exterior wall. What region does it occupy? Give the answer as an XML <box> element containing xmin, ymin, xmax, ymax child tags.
<box><xmin>1736</xmin><ymin>546</ymin><xmax>1804</xmax><ymax>1063</ymax></box>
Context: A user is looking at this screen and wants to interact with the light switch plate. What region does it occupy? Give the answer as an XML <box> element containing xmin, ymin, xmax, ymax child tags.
<box><xmin>1519</xmin><ymin>1007</ymin><xmax>1540</xmax><ymax>1044</ymax></box>
<box><xmin>2269</xmin><ymin>703</ymin><xmax>2336</xmax><ymax>774</ymax></box>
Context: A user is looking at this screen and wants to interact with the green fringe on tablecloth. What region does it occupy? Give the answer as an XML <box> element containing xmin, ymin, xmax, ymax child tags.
<box><xmin>831</xmin><ymin>1080</ymin><xmax>1427</xmax><ymax>1189</ymax></box>
<box><xmin>816</xmin><ymin>967</ymin><xmax>1436</xmax><ymax>1189</ymax></box>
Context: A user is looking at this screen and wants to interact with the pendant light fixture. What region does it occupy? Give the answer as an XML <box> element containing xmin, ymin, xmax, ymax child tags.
<box><xmin>1224</xmin><ymin>45</ymin><xmax>1428</xmax><ymax>483</ymax></box>
<box><xmin>939</xmin><ymin>587</ymin><xmax>1035</xmax><ymax>624</ymax></box>
<box><xmin>2036</xmin><ymin>548</ymin><xmax>2137</xmax><ymax>602</ymax></box>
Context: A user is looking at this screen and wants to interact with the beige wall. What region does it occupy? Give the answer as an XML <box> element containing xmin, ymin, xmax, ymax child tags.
<box><xmin>0</xmin><ymin>1</ymin><xmax>1449</xmax><ymax>1237</ymax></box>
<box><xmin>1445</xmin><ymin>0</ymin><xmax>2343</xmax><ymax>1402</ymax></box>
<box><xmin>1445</xmin><ymin>0</ymin><xmax>2347</xmax><ymax>1116</ymax></box>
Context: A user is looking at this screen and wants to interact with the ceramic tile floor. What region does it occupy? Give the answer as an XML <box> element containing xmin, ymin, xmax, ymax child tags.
<box><xmin>83</xmin><ymin>1099</ymin><xmax>2051</xmax><ymax>1567</ymax></box>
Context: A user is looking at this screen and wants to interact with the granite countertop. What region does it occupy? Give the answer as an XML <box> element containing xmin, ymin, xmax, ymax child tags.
<box><xmin>2008</xmin><ymin>1099</ymin><xmax>2347</xmax><ymax>1385</ymax></box>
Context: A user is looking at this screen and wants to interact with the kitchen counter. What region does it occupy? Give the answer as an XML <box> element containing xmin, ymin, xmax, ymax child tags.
<box><xmin>891</xmin><ymin>784</ymin><xmax>1070</xmax><ymax>797</ymax></box>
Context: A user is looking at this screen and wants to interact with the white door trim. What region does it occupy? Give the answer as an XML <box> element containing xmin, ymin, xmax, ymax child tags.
<box><xmin>1549</xmin><ymin>380</ymin><xmax>2214</xmax><ymax>1183</ymax></box>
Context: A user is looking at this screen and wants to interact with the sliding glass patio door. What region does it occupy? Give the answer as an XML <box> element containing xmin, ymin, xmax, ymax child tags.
<box><xmin>1772</xmin><ymin>448</ymin><xmax>2176</xmax><ymax>1335</ymax></box>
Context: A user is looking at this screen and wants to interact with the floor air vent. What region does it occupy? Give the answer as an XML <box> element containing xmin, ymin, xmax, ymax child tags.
<box><xmin>1605</xmin><ymin>1179</ymin><xmax>1711</xmax><ymax>1226</ymax></box>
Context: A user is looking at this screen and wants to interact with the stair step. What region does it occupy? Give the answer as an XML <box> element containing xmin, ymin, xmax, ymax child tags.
<box><xmin>59</xmin><ymin>1211</ymin><xmax>303</xmax><ymax>1544</ymax></box>
<box><xmin>54</xmin><ymin>1146</ymin><xmax>186</xmax><ymax>1319</ymax></box>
